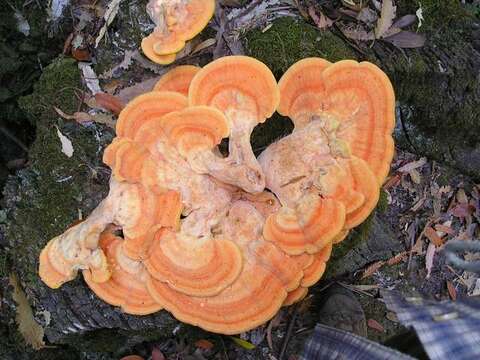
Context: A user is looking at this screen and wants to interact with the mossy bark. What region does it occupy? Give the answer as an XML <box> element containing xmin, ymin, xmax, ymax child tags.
<box><xmin>3</xmin><ymin>57</ymin><xmax>177</xmax><ymax>357</ymax></box>
<box><xmin>245</xmin><ymin>3</ymin><xmax>480</xmax><ymax>180</ymax></box>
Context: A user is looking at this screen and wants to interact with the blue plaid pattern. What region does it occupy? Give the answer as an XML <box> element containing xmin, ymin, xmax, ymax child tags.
<box><xmin>382</xmin><ymin>290</ymin><xmax>480</xmax><ymax>360</ymax></box>
<box><xmin>301</xmin><ymin>323</ymin><xmax>414</xmax><ymax>360</ymax></box>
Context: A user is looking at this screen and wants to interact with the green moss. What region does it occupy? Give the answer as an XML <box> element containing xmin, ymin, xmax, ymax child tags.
<box><xmin>397</xmin><ymin>0</ymin><xmax>470</xmax><ymax>32</ymax></box>
<box><xmin>8</xmin><ymin>56</ymin><xmax>111</xmax><ymax>290</ymax></box>
<box><xmin>377</xmin><ymin>190</ymin><xmax>389</xmax><ymax>214</ymax></box>
<box><xmin>329</xmin><ymin>212</ymin><xmax>375</xmax><ymax>263</ymax></box>
<box><xmin>245</xmin><ymin>17</ymin><xmax>356</xmax><ymax>77</ymax></box>
<box><xmin>0</xmin><ymin>251</ymin><xmax>7</xmax><ymax>278</ymax></box>
<box><xmin>18</xmin><ymin>57</ymin><xmax>80</xmax><ymax>124</ymax></box>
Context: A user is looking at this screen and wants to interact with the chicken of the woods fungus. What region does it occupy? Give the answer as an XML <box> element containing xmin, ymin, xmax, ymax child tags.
<box><xmin>39</xmin><ymin>55</ymin><xmax>395</xmax><ymax>335</ymax></box>
<box><xmin>142</xmin><ymin>0</ymin><xmax>215</xmax><ymax>64</ymax></box>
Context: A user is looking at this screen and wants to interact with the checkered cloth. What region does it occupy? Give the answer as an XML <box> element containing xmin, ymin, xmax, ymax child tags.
<box><xmin>301</xmin><ymin>323</ymin><xmax>414</xmax><ymax>360</ymax></box>
<box><xmin>301</xmin><ymin>291</ymin><xmax>480</xmax><ymax>359</ymax></box>
<box><xmin>382</xmin><ymin>290</ymin><xmax>480</xmax><ymax>360</ymax></box>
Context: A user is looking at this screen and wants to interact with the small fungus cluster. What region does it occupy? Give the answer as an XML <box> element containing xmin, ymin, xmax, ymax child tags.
<box><xmin>142</xmin><ymin>0</ymin><xmax>215</xmax><ymax>64</ymax></box>
<box><xmin>39</xmin><ymin>55</ymin><xmax>395</xmax><ymax>334</ymax></box>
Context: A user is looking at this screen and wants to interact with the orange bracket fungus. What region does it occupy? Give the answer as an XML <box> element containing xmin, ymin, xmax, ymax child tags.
<box><xmin>189</xmin><ymin>56</ymin><xmax>280</xmax><ymax>193</ymax></box>
<box><xmin>39</xmin><ymin>55</ymin><xmax>395</xmax><ymax>334</ymax></box>
<box><xmin>142</xmin><ymin>0</ymin><xmax>215</xmax><ymax>64</ymax></box>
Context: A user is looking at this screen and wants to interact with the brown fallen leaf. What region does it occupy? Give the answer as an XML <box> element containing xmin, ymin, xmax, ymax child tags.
<box><xmin>409</xmin><ymin>168</ymin><xmax>422</xmax><ymax>184</ymax></box>
<box><xmin>384</xmin><ymin>30</ymin><xmax>426</xmax><ymax>48</ymax></box>
<box><xmin>361</xmin><ymin>260</ymin><xmax>385</xmax><ymax>279</ymax></box>
<box><xmin>456</xmin><ymin>188</ymin><xmax>468</xmax><ymax>204</ymax></box>
<box><xmin>447</xmin><ymin>281</ymin><xmax>457</xmax><ymax>301</ymax></box>
<box><xmin>308</xmin><ymin>6</ymin><xmax>334</xmax><ymax>29</ymax></box>
<box><xmin>367</xmin><ymin>319</ymin><xmax>385</xmax><ymax>332</ymax></box>
<box><xmin>340</xmin><ymin>25</ymin><xmax>375</xmax><ymax>41</ymax></box>
<box><xmin>397</xmin><ymin>157</ymin><xmax>427</xmax><ymax>173</ymax></box>
<box><xmin>424</xmin><ymin>226</ymin><xmax>444</xmax><ymax>247</ymax></box>
<box><xmin>387</xmin><ymin>251</ymin><xmax>408</xmax><ymax>266</ymax></box>
<box><xmin>357</xmin><ymin>7</ymin><xmax>378</xmax><ymax>25</ymax></box>
<box><xmin>375</xmin><ymin>0</ymin><xmax>397</xmax><ymax>38</ymax></box>
<box><xmin>341</xmin><ymin>0</ymin><xmax>365</xmax><ymax>11</ymax></box>
<box><xmin>434</xmin><ymin>223</ymin><xmax>455</xmax><ymax>235</ymax></box>
<box><xmin>195</xmin><ymin>339</ymin><xmax>214</xmax><ymax>350</ymax></box>
<box><xmin>72</xmin><ymin>48</ymin><xmax>91</xmax><ymax>61</ymax></box>
<box><xmin>95</xmin><ymin>92</ymin><xmax>125</xmax><ymax>115</ymax></box>
<box><xmin>383</xmin><ymin>173</ymin><xmax>401</xmax><ymax>190</ymax></box>
<box><xmin>392</xmin><ymin>14</ymin><xmax>417</xmax><ymax>28</ymax></box>
<box><xmin>450</xmin><ymin>203</ymin><xmax>475</xmax><ymax>218</ymax></box>
<box><xmin>191</xmin><ymin>38</ymin><xmax>216</xmax><ymax>55</ymax></box>
<box><xmin>425</xmin><ymin>243</ymin><xmax>436</xmax><ymax>279</ymax></box>
<box><xmin>386</xmin><ymin>311</ymin><xmax>398</xmax><ymax>323</ymax></box>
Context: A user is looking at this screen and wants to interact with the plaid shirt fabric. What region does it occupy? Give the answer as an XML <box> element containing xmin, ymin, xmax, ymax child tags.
<box><xmin>382</xmin><ymin>290</ymin><xmax>480</xmax><ymax>360</ymax></box>
<box><xmin>301</xmin><ymin>324</ymin><xmax>414</xmax><ymax>360</ymax></box>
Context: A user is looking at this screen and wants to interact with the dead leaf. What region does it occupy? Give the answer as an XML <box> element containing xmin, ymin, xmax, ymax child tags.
<box><xmin>54</xmin><ymin>106</ymin><xmax>75</xmax><ymax>120</ymax></box>
<box><xmin>151</xmin><ymin>348</ymin><xmax>165</xmax><ymax>360</ymax></box>
<box><xmin>450</xmin><ymin>203</ymin><xmax>475</xmax><ymax>218</ymax></box>
<box><xmin>447</xmin><ymin>281</ymin><xmax>457</xmax><ymax>301</ymax></box>
<box><xmin>409</xmin><ymin>168</ymin><xmax>422</xmax><ymax>184</ymax></box>
<box><xmin>367</xmin><ymin>319</ymin><xmax>385</xmax><ymax>332</ymax></box>
<box><xmin>384</xmin><ymin>30</ymin><xmax>426</xmax><ymax>48</ymax></box>
<box><xmin>386</xmin><ymin>312</ymin><xmax>398</xmax><ymax>323</ymax></box>
<box><xmin>230</xmin><ymin>336</ymin><xmax>255</xmax><ymax>350</ymax></box>
<box><xmin>95</xmin><ymin>92</ymin><xmax>125</xmax><ymax>115</ymax></box>
<box><xmin>341</xmin><ymin>0</ymin><xmax>365</xmax><ymax>11</ymax></box>
<box><xmin>56</xmin><ymin>127</ymin><xmax>74</xmax><ymax>157</ymax></box>
<box><xmin>456</xmin><ymin>189</ymin><xmax>468</xmax><ymax>204</ymax></box>
<box><xmin>357</xmin><ymin>7</ymin><xmax>378</xmax><ymax>25</ymax></box>
<box><xmin>63</xmin><ymin>32</ymin><xmax>74</xmax><ymax>54</ymax></box>
<box><xmin>383</xmin><ymin>174</ymin><xmax>401</xmax><ymax>189</ymax></box>
<box><xmin>416</xmin><ymin>5</ymin><xmax>424</xmax><ymax>29</ymax></box>
<box><xmin>392</xmin><ymin>14</ymin><xmax>417</xmax><ymax>28</ymax></box>
<box><xmin>424</xmin><ymin>226</ymin><xmax>444</xmax><ymax>247</ymax></box>
<box><xmin>375</xmin><ymin>0</ymin><xmax>397</xmax><ymax>38</ymax></box>
<box><xmin>9</xmin><ymin>273</ymin><xmax>45</xmax><ymax>349</ymax></box>
<box><xmin>195</xmin><ymin>339</ymin><xmax>214</xmax><ymax>350</ymax></box>
<box><xmin>387</xmin><ymin>251</ymin><xmax>408</xmax><ymax>265</ymax></box>
<box><xmin>72</xmin><ymin>48</ymin><xmax>91</xmax><ymax>61</ymax></box>
<box><xmin>397</xmin><ymin>157</ymin><xmax>427</xmax><ymax>173</ymax></box>
<box><xmin>425</xmin><ymin>243</ymin><xmax>436</xmax><ymax>279</ymax></box>
<box><xmin>192</xmin><ymin>38</ymin><xmax>216</xmax><ymax>55</ymax></box>
<box><xmin>116</xmin><ymin>77</ymin><xmax>160</xmax><ymax>104</ymax></box>
<box><xmin>434</xmin><ymin>223</ymin><xmax>455</xmax><ymax>235</ymax></box>
<box><xmin>361</xmin><ymin>260</ymin><xmax>385</xmax><ymax>279</ymax></box>
<box><xmin>308</xmin><ymin>6</ymin><xmax>334</xmax><ymax>29</ymax></box>
<box><xmin>95</xmin><ymin>0</ymin><xmax>122</xmax><ymax>47</ymax></box>
<box><xmin>73</xmin><ymin>112</ymin><xmax>94</xmax><ymax>123</ymax></box>
<box><xmin>78</xmin><ymin>62</ymin><xmax>101</xmax><ymax>94</ymax></box>
<box><xmin>90</xmin><ymin>113</ymin><xmax>116</xmax><ymax>128</ymax></box>
<box><xmin>340</xmin><ymin>25</ymin><xmax>375</xmax><ymax>41</ymax></box>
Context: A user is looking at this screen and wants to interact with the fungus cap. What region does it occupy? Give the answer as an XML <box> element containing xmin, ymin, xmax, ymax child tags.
<box><xmin>263</xmin><ymin>195</ymin><xmax>346</xmax><ymax>255</ymax></box>
<box><xmin>116</xmin><ymin>91</ymin><xmax>188</xmax><ymax>139</ymax></box>
<box><xmin>83</xmin><ymin>232</ymin><xmax>162</xmax><ymax>315</ymax></box>
<box><xmin>159</xmin><ymin>106</ymin><xmax>230</xmax><ymax>159</ymax></box>
<box><xmin>154</xmin><ymin>65</ymin><xmax>201</xmax><ymax>96</ymax></box>
<box><xmin>143</xmin><ymin>0</ymin><xmax>215</xmax><ymax>61</ymax></box>
<box><xmin>189</xmin><ymin>55</ymin><xmax>280</xmax><ymax>122</ymax></box>
<box><xmin>145</xmin><ymin>228</ymin><xmax>243</xmax><ymax>297</ymax></box>
<box><xmin>278</xmin><ymin>58</ymin><xmax>395</xmax><ymax>184</ymax></box>
<box><xmin>147</xmin><ymin>258</ymin><xmax>287</xmax><ymax>334</ymax></box>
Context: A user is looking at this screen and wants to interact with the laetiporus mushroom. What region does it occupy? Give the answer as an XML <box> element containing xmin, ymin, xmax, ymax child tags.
<box><xmin>38</xmin><ymin>55</ymin><xmax>395</xmax><ymax>333</ymax></box>
<box><xmin>142</xmin><ymin>0</ymin><xmax>215</xmax><ymax>64</ymax></box>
